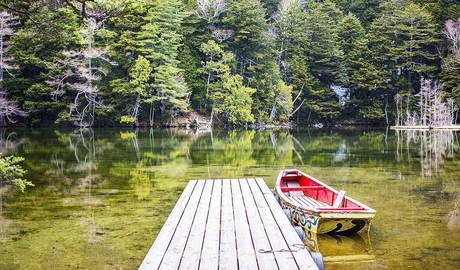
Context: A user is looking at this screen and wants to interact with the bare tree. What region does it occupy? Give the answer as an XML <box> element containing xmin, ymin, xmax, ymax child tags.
<box><xmin>397</xmin><ymin>129</ymin><xmax>458</xmax><ymax>176</ymax></box>
<box><xmin>0</xmin><ymin>11</ymin><xmax>26</xmax><ymax>126</ymax></box>
<box><xmin>444</xmin><ymin>19</ymin><xmax>460</xmax><ymax>65</ymax></box>
<box><xmin>48</xmin><ymin>17</ymin><xmax>114</xmax><ymax>127</ymax></box>
<box><xmin>196</xmin><ymin>0</ymin><xmax>226</xmax><ymax>24</ymax></box>
<box><xmin>395</xmin><ymin>78</ymin><xmax>457</xmax><ymax>127</ymax></box>
<box><xmin>211</xmin><ymin>28</ymin><xmax>233</xmax><ymax>43</ymax></box>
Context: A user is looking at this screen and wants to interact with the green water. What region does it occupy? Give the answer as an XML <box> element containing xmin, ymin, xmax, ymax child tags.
<box><xmin>0</xmin><ymin>128</ymin><xmax>459</xmax><ymax>269</ymax></box>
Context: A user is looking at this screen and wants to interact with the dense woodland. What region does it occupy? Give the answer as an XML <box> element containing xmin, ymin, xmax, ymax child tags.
<box><xmin>0</xmin><ymin>0</ymin><xmax>459</xmax><ymax>127</ymax></box>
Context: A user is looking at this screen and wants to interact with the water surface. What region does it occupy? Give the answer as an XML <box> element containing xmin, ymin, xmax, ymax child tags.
<box><xmin>0</xmin><ymin>128</ymin><xmax>459</xmax><ymax>269</ymax></box>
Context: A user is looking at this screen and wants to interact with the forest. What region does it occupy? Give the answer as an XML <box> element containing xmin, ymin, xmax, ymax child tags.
<box><xmin>0</xmin><ymin>0</ymin><xmax>459</xmax><ymax>127</ymax></box>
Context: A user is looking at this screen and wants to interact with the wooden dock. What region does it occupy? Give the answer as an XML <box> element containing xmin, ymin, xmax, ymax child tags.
<box><xmin>391</xmin><ymin>125</ymin><xmax>460</xmax><ymax>130</ymax></box>
<box><xmin>139</xmin><ymin>178</ymin><xmax>319</xmax><ymax>270</ymax></box>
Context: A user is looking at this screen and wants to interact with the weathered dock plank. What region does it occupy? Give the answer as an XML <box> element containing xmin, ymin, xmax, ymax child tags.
<box><xmin>139</xmin><ymin>178</ymin><xmax>319</xmax><ymax>270</ymax></box>
<box><xmin>219</xmin><ymin>179</ymin><xmax>238</xmax><ymax>270</ymax></box>
<box><xmin>199</xmin><ymin>179</ymin><xmax>222</xmax><ymax>270</ymax></box>
<box><xmin>256</xmin><ymin>177</ymin><xmax>319</xmax><ymax>270</ymax></box>
<box><xmin>178</xmin><ymin>180</ymin><xmax>214</xmax><ymax>269</ymax></box>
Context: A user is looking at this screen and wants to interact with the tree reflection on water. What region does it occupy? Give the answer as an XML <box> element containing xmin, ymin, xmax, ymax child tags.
<box><xmin>396</xmin><ymin>130</ymin><xmax>459</xmax><ymax>176</ymax></box>
<box><xmin>0</xmin><ymin>128</ymin><xmax>459</xmax><ymax>269</ymax></box>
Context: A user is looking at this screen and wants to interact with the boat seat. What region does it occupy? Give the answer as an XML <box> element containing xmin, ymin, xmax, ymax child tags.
<box><xmin>289</xmin><ymin>195</ymin><xmax>330</xmax><ymax>208</ymax></box>
<box><xmin>333</xmin><ymin>190</ymin><xmax>346</xmax><ymax>208</ymax></box>
<box><xmin>285</xmin><ymin>180</ymin><xmax>330</xmax><ymax>208</ymax></box>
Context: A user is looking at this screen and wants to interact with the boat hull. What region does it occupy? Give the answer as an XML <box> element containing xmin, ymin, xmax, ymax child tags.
<box><xmin>275</xmin><ymin>169</ymin><xmax>375</xmax><ymax>235</ymax></box>
<box><xmin>287</xmin><ymin>205</ymin><xmax>372</xmax><ymax>235</ymax></box>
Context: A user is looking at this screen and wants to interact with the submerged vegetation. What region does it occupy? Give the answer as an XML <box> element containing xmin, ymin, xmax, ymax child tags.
<box><xmin>0</xmin><ymin>0</ymin><xmax>458</xmax><ymax>127</ymax></box>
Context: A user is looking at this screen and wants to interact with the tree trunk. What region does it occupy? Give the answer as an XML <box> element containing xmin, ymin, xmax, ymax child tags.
<box><xmin>384</xmin><ymin>96</ymin><xmax>389</xmax><ymax>126</ymax></box>
<box><xmin>132</xmin><ymin>93</ymin><xmax>141</xmax><ymax>127</ymax></box>
<box><xmin>149</xmin><ymin>103</ymin><xmax>155</xmax><ymax>127</ymax></box>
<box><xmin>0</xmin><ymin>30</ymin><xmax>5</xmax><ymax>126</ymax></box>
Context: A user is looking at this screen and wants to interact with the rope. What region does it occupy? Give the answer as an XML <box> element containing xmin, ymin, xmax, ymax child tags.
<box><xmin>258</xmin><ymin>244</ymin><xmax>306</xmax><ymax>254</ymax></box>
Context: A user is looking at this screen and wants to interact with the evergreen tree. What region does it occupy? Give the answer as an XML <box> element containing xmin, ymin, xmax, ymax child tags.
<box><xmin>117</xmin><ymin>55</ymin><xmax>153</xmax><ymax>126</ymax></box>
<box><xmin>223</xmin><ymin>0</ymin><xmax>287</xmax><ymax>122</ymax></box>
<box><xmin>331</xmin><ymin>0</ymin><xmax>383</xmax><ymax>26</ymax></box>
<box><xmin>337</xmin><ymin>12</ymin><xmax>387</xmax><ymax>121</ymax></box>
<box><xmin>298</xmin><ymin>0</ymin><xmax>343</xmax><ymax>122</ymax></box>
<box><xmin>274</xmin><ymin>0</ymin><xmax>314</xmax><ymax>93</ymax></box>
<box><xmin>213</xmin><ymin>72</ymin><xmax>255</xmax><ymax>125</ymax></box>
<box><xmin>368</xmin><ymin>0</ymin><xmax>438</xmax><ymax>79</ymax></box>
<box><xmin>365</xmin><ymin>0</ymin><xmax>439</xmax><ymax>123</ymax></box>
<box><xmin>141</xmin><ymin>0</ymin><xmax>189</xmax><ymax>121</ymax></box>
<box><xmin>304</xmin><ymin>0</ymin><xmax>343</xmax><ymax>86</ymax></box>
<box><xmin>109</xmin><ymin>0</ymin><xmax>190</xmax><ymax>123</ymax></box>
<box><xmin>200</xmin><ymin>40</ymin><xmax>256</xmax><ymax>125</ymax></box>
<box><xmin>8</xmin><ymin>7</ymin><xmax>80</xmax><ymax>125</ymax></box>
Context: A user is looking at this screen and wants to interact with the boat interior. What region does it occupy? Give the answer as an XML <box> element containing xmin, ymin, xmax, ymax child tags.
<box><xmin>279</xmin><ymin>169</ymin><xmax>367</xmax><ymax>211</ymax></box>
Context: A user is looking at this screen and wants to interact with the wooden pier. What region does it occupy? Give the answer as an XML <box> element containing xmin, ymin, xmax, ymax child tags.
<box><xmin>391</xmin><ymin>125</ymin><xmax>460</xmax><ymax>130</ymax></box>
<box><xmin>139</xmin><ymin>178</ymin><xmax>319</xmax><ymax>270</ymax></box>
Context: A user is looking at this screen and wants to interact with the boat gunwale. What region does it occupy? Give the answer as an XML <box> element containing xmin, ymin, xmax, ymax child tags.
<box><xmin>275</xmin><ymin>169</ymin><xmax>376</xmax><ymax>216</ymax></box>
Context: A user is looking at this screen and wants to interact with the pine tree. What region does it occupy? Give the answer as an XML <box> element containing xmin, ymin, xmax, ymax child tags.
<box><xmin>109</xmin><ymin>0</ymin><xmax>190</xmax><ymax>123</ymax></box>
<box><xmin>213</xmin><ymin>72</ymin><xmax>255</xmax><ymax>125</ymax></box>
<box><xmin>364</xmin><ymin>0</ymin><xmax>439</xmax><ymax>123</ymax></box>
<box><xmin>331</xmin><ymin>0</ymin><xmax>383</xmax><ymax>26</ymax></box>
<box><xmin>299</xmin><ymin>0</ymin><xmax>344</xmax><ymax>122</ymax></box>
<box><xmin>222</xmin><ymin>0</ymin><xmax>287</xmax><ymax>122</ymax></box>
<box><xmin>304</xmin><ymin>1</ymin><xmax>343</xmax><ymax>85</ymax></box>
<box><xmin>337</xmin><ymin>12</ymin><xmax>387</xmax><ymax>121</ymax></box>
<box><xmin>274</xmin><ymin>0</ymin><xmax>314</xmax><ymax>96</ymax></box>
<box><xmin>117</xmin><ymin>55</ymin><xmax>153</xmax><ymax>126</ymax></box>
<box><xmin>8</xmin><ymin>7</ymin><xmax>80</xmax><ymax>125</ymax></box>
<box><xmin>368</xmin><ymin>0</ymin><xmax>438</xmax><ymax>78</ymax></box>
<box><xmin>200</xmin><ymin>40</ymin><xmax>256</xmax><ymax>125</ymax></box>
<box><xmin>152</xmin><ymin>64</ymin><xmax>189</xmax><ymax>119</ymax></box>
<box><xmin>140</xmin><ymin>0</ymin><xmax>190</xmax><ymax>121</ymax></box>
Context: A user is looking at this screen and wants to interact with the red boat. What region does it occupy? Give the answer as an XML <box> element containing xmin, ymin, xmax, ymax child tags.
<box><xmin>275</xmin><ymin>169</ymin><xmax>376</xmax><ymax>235</ymax></box>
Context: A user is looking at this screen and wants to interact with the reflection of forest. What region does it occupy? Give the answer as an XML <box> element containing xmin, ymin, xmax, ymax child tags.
<box><xmin>0</xmin><ymin>128</ymin><xmax>26</xmax><ymax>243</ymax></box>
<box><xmin>3</xmin><ymin>128</ymin><xmax>460</xmax><ymax>189</ymax></box>
<box><xmin>0</xmin><ymin>129</ymin><xmax>27</xmax><ymax>155</ymax></box>
<box><xmin>1</xmin><ymin>128</ymin><xmax>460</xmax><ymax>269</ymax></box>
<box><xmin>304</xmin><ymin>232</ymin><xmax>375</xmax><ymax>267</ymax></box>
<box><xmin>396</xmin><ymin>130</ymin><xmax>459</xmax><ymax>176</ymax></box>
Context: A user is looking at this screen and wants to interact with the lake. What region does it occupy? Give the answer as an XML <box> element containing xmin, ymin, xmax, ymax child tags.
<box><xmin>0</xmin><ymin>128</ymin><xmax>459</xmax><ymax>269</ymax></box>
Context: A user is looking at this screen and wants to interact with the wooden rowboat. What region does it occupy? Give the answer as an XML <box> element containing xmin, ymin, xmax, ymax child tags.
<box><xmin>275</xmin><ymin>169</ymin><xmax>376</xmax><ymax>235</ymax></box>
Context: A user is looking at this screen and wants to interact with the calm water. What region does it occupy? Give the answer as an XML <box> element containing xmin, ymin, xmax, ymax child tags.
<box><xmin>0</xmin><ymin>128</ymin><xmax>459</xmax><ymax>269</ymax></box>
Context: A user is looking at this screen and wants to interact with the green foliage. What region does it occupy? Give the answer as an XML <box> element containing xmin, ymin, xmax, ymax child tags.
<box><xmin>8</xmin><ymin>7</ymin><xmax>80</xmax><ymax>125</ymax></box>
<box><xmin>0</xmin><ymin>155</ymin><xmax>33</xmax><ymax>192</ymax></box>
<box><xmin>368</xmin><ymin>0</ymin><xmax>438</xmax><ymax>76</ymax></box>
<box><xmin>213</xmin><ymin>73</ymin><xmax>256</xmax><ymax>125</ymax></box>
<box><xmin>130</xmin><ymin>55</ymin><xmax>152</xmax><ymax>97</ymax></box>
<box><xmin>153</xmin><ymin>64</ymin><xmax>189</xmax><ymax>117</ymax></box>
<box><xmin>140</xmin><ymin>0</ymin><xmax>190</xmax><ymax>119</ymax></box>
<box><xmin>222</xmin><ymin>0</ymin><xmax>286</xmax><ymax>122</ymax></box>
<box><xmin>305</xmin><ymin>87</ymin><xmax>341</xmax><ymax>120</ymax></box>
<box><xmin>200</xmin><ymin>40</ymin><xmax>256</xmax><ymax>125</ymax></box>
<box><xmin>275</xmin><ymin>80</ymin><xmax>294</xmax><ymax>121</ymax></box>
<box><xmin>1</xmin><ymin>0</ymin><xmax>456</xmax><ymax>126</ymax></box>
<box><xmin>331</xmin><ymin>0</ymin><xmax>383</xmax><ymax>26</ymax></box>
<box><xmin>120</xmin><ymin>115</ymin><xmax>137</xmax><ymax>124</ymax></box>
<box><xmin>115</xmin><ymin>55</ymin><xmax>153</xmax><ymax>125</ymax></box>
<box><xmin>304</xmin><ymin>1</ymin><xmax>343</xmax><ymax>85</ymax></box>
